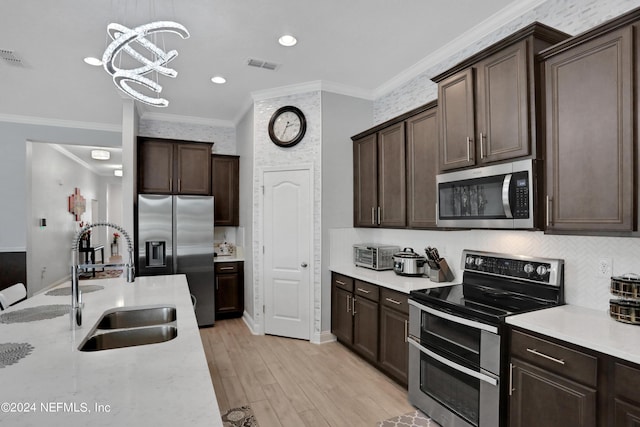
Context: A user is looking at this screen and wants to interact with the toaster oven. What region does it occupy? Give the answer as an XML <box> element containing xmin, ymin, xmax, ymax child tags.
<box><xmin>353</xmin><ymin>244</ymin><xmax>399</xmax><ymax>270</ymax></box>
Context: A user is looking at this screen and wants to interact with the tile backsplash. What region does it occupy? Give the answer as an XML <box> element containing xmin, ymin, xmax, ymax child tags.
<box><xmin>330</xmin><ymin>227</ymin><xmax>640</xmax><ymax>313</ymax></box>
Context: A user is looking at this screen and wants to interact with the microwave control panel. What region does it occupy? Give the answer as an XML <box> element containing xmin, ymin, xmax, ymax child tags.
<box><xmin>511</xmin><ymin>171</ymin><xmax>529</xmax><ymax>219</ymax></box>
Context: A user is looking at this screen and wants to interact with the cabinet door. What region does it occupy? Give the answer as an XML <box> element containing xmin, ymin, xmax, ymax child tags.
<box><xmin>215</xmin><ymin>273</ymin><xmax>241</xmax><ymax>315</ymax></box>
<box><xmin>352</xmin><ymin>296</ymin><xmax>378</xmax><ymax>363</ymax></box>
<box><xmin>509</xmin><ymin>358</ymin><xmax>596</xmax><ymax>427</ymax></box>
<box><xmin>475</xmin><ymin>40</ymin><xmax>529</xmax><ymax>163</ymax></box>
<box><xmin>615</xmin><ymin>399</ymin><xmax>640</xmax><ymax>427</ymax></box>
<box><xmin>438</xmin><ymin>68</ymin><xmax>476</xmax><ymax>171</ymax></box>
<box><xmin>211</xmin><ymin>155</ymin><xmax>239</xmax><ymax>226</ymax></box>
<box><xmin>544</xmin><ymin>27</ymin><xmax>634</xmax><ymax>232</ymax></box>
<box><xmin>353</xmin><ymin>134</ymin><xmax>378</xmax><ymax>227</ymax></box>
<box><xmin>331</xmin><ymin>286</ymin><xmax>353</xmax><ymax>344</ymax></box>
<box><xmin>377</xmin><ymin>122</ymin><xmax>406</xmax><ymax>227</ymax></box>
<box><xmin>406</xmin><ymin>108</ymin><xmax>438</xmax><ymax>228</ymax></box>
<box><xmin>139</xmin><ymin>140</ymin><xmax>174</xmax><ymax>193</ymax></box>
<box><xmin>379</xmin><ymin>305</ymin><xmax>408</xmax><ymax>386</ymax></box>
<box><xmin>176</xmin><ymin>143</ymin><xmax>212</xmax><ymax>195</ymax></box>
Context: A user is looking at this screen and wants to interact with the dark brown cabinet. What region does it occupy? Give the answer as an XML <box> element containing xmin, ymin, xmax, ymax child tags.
<box><xmin>614</xmin><ymin>362</ymin><xmax>640</xmax><ymax>427</ymax></box>
<box><xmin>214</xmin><ymin>261</ymin><xmax>244</xmax><ymax>319</ymax></box>
<box><xmin>541</xmin><ymin>26</ymin><xmax>634</xmax><ymax>233</ymax></box>
<box><xmin>432</xmin><ymin>23</ymin><xmax>569</xmax><ymax>172</ymax></box>
<box><xmin>509</xmin><ymin>329</ymin><xmax>599</xmax><ymax>427</ymax></box>
<box><xmin>138</xmin><ymin>138</ymin><xmax>212</xmax><ymax>195</ymax></box>
<box><xmin>353</xmin><ymin>122</ymin><xmax>406</xmax><ymax>227</ymax></box>
<box><xmin>352</xmin><ymin>101</ymin><xmax>437</xmax><ymax>230</ymax></box>
<box><xmin>406</xmin><ymin>106</ymin><xmax>438</xmax><ymax>228</ymax></box>
<box><xmin>378</xmin><ymin>288</ymin><xmax>409</xmax><ymax>386</ymax></box>
<box><xmin>211</xmin><ymin>155</ymin><xmax>239</xmax><ymax>226</ymax></box>
<box><xmin>331</xmin><ymin>272</ymin><xmax>409</xmax><ymax>387</ymax></box>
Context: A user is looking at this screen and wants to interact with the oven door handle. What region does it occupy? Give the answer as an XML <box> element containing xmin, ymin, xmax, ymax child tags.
<box><xmin>408</xmin><ymin>299</ymin><xmax>499</xmax><ymax>334</ymax></box>
<box><xmin>408</xmin><ymin>336</ymin><xmax>499</xmax><ymax>387</ymax></box>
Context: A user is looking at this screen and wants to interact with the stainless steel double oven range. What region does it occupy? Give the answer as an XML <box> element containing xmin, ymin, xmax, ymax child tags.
<box><xmin>408</xmin><ymin>250</ymin><xmax>564</xmax><ymax>427</ymax></box>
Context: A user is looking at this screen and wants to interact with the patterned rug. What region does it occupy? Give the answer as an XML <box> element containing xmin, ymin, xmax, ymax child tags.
<box><xmin>377</xmin><ymin>409</ymin><xmax>438</xmax><ymax>427</ymax></box>
<box><xmin>79</xmin><ymin>269</ymin><xmax>122</xmax><ymax>280</ymax></box>
<box><xmin>221</xmin><ymin>405</ymin><xmax>258</xmax><ymax>427</ymax></box>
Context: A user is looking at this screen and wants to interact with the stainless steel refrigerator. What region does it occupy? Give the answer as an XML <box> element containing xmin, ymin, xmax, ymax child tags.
<box><xmin>137</xmin><ymin>194</ymin><xmax>215</xmax><ymax>327</ymax></box>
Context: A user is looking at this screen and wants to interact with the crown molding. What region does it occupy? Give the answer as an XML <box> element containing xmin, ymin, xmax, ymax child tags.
<box><xmin>251</xmin><ymin>80</ymin><xmax>373</xmax><ymax>103</ymax></box>
<box><xmin>0</xmin><ymin>113</ymin><xmax>121</xmax><ymax>133</ymax></box>
<box><xmin>373</xmin><ymin>0</ymin><xmax>549</xmax><ymax>98</ymax></box>
<box><xmin>140</xmin><ymin>111</ymin><xmax>235</xmax><ymax>128</ymax></box>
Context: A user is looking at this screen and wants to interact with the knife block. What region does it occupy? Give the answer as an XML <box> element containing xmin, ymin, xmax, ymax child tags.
<box><xmin>429</xmin><ymin>259</ymin><xmax>455</xmax><ymax>282</ymax></box>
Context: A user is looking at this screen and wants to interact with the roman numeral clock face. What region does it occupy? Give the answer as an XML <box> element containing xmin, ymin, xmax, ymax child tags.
<box><xmin>268</xmin><ymin>106</ymin><xmax>307</xmax><ymax>147</ymax></box>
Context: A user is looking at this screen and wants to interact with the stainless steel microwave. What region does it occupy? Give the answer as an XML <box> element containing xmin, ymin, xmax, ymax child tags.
<box><xmin>436</xmin><ymin>159</ymin><xmax>538</xmax><ymax>229</ymax></box>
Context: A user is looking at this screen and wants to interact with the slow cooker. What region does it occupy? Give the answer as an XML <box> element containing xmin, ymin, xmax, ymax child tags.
<box><xmin>393</xmin><ymin>248</ymin><xmax>427</xmax><ymax>277</ymax></box>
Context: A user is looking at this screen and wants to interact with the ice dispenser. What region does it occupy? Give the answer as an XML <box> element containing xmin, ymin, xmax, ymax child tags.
<box><xmin>146</xmin><ymin>241</ymin><xmax>166</xmax><ymax>267</ymax></box>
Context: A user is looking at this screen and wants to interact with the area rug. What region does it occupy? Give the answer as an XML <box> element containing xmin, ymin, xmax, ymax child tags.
<box><xmin>377</xmin><ymin>409</ymin><xmax>437</xmax><ymax>427</ymax></box>
<box><xmin>221</xmin><ymin>405</ymin><xmax>259</xmax><ymax>427</ymax></box>
<box><xmin>79</xmin><ymin>269</ymin><xmax>122</xmax><ymax>280</ymax></box>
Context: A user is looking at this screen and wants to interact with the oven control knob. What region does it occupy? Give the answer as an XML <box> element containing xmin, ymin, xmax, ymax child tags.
<box><xmin>524</xmin><ymin>264</ymin><xmax>534</xmax><ymax>274</ymax></box>
<box><xmin>536</xmin><ymin>265</ymin><xmax>548</xmax><ymax>276</ymax></box>
<box><xmin>466</xmin><ymin>256</ymin><xmax>475</xmax><ymax>266</ymax></box>
<box><xmin>475</xmin><ymin>258</ymin><xmax>483</xmax><ymax>267</ymax></box>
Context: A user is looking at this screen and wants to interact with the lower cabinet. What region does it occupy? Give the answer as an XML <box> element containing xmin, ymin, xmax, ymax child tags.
<box><xmin>509</xmin><ymin>327</ymin><xmax>640</xmax><ymax>426</ymax></box>
<box><xmin>331</xmin><ymin>272</ymin><xmax>409</xmax><ymax>387</ymax></box>
<box><xmin>214</xmin><ymin>261</ymin><xmax>244</xmax><ymax>319</ymax></box>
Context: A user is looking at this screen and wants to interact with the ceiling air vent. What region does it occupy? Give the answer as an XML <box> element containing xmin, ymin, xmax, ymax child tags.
<box><xmin>247</xmin><ymin>58</ymin><xmax>279</xmax><ymax>71</ymax></box>
<box><xmin>0</xmin><ymin>49</ymin><xmax>23</xmax><ymax>66</ymax></box>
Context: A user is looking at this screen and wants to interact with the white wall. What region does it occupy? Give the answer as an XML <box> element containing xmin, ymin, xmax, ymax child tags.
<box><xmin>320</xmin><ymin>92</ymin><xmax>372</xmax><ymax>333</ymax></box>
<box><xmin>237</xmin><ymin>107</ymin><xmax>255</xmax><ymax>322</ymax></box>
<box><xmin>27</xmin><ymin>142</ymin><xmax>111</xmax><ymax>296</ymax></box>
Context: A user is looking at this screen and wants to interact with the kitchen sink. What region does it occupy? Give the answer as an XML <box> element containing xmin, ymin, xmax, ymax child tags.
<box><xmin>96</xmin><ymin>306</ymin><xmax>177</xmax><ymax>329</ymax></box>
<box><xmin>79</xmin><ymin>325</ymin><xmax>178</xmax><ymax>352</ymax></box>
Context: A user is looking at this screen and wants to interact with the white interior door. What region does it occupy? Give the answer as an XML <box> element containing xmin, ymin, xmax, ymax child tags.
<box><xmin>263</xmin><ymin>168</ymin><xmax>311</xmax><ymax>340</ymax></box>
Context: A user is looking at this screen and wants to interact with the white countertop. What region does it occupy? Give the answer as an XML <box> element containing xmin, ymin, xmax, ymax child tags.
<box><xmin>0</xmin><ymin>275</ymin><xmax>221</xmax><ymax>427</ymax></box>
<box><xmin>507</xmin><ymin>304</ymin><xmax>640</xmax><ymax>365</ymax></box>
<box><xmin>214</xmin><ymin>255</ymin><xmax>244</xmax><ymax>263</ymax></box>
<box><xmin>329</xmin><ymin>264</ymin><xmax>455</xmax><ymax>294</ymax></box>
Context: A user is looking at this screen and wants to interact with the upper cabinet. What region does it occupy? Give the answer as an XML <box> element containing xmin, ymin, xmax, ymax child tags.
<box><xmin>541</xmin><ymin>23</ymin><xmax>635</xmax><ymax>234</ymax></box>
<box><xmin>211</xmin><ymin>154</ymin><xmax>240</xmax><ymax>226</ymax></box>
<box><xmin>138</xmin><ymin>138</ymin><xmax>212</xmax><ymax>195</ymax></box>
<box><xmin>432</xmin><ymin>23</ymin><xmax>570</xmax><ymax>172</ymax></box>
<box><xmin>352</xmin><ymin>102</ymin><xmax>438</xmax><ymax>229</ymax></box>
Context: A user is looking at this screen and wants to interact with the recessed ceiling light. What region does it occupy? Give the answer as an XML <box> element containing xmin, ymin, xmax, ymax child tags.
<box><xmin>91</xmin><ymin>149</ymin><xmax>110</xmax><ymax>160</ymax></box>
<box><xmin>84</xmin><ymin>56</ymin><xmax>102</xmax><ymax>66</ymax></box>
<box><xmin>211</xmin><ymin>76</ymin><xmax>226</xmax><ymax>84</ymax></box>
<box><xmin>114</xmin><ymin>169</ymin><xmax>123</xmax><ymax>177</ymax></box>
<box><xmin>278</xmin><ymin>34</ymin><xmax>297</xmax><ymax>47</ymax></box>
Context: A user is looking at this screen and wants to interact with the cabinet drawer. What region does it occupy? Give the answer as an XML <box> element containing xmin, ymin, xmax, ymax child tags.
<box><xmin>215</xmin><ymin>262</ymin><xmax>239</xmax><ymax>274</ymax></box>
<box><xmin>615</xmin><ymin>361</ymin><xmax>640</xmax><ymax>403</ymax></box>
<box><xmin>355</xmin><ymin>280</ymin><xmax>379</xmax><ymax>302</ymax></box>
<box><xmin>333</xmin><ymin>273</ymin><xmax>354</xmax><ymax>292</ymax></box>
<box><xmin>380</xmin><ymin>288</ymin><xmax>409</xmax><ymax>315</ymax></box>
<box><xmin>511</xmin><ymin>330</ymin><xmax>597</xmax><ymax>387</ymax></box>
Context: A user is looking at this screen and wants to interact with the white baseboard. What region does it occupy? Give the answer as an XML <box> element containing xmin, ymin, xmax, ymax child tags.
<box><xmin>242</xmin><ymin>311</ymin><xmax>261</xmax><ymax>335</ymax></box>
<box><xmin>312</xmin><ymin>330</ymin><xmax>336</xmax><ymax>345</ymax></box>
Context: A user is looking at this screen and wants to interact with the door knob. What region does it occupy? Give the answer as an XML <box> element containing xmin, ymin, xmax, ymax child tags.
<box><xmin>301</xmin><ymin>262</ymin><xmax>308</xmax><ymax>268</ymax></box>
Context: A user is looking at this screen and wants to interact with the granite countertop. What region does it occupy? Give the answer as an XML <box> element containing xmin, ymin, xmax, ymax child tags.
<box><xmin>0</xmin><ymin>274</ymin><xmax>221</xmax><ymax>427</ymax></box>
<box><xmin>329</xmin><ymin>263</ymin><xmax>456</xmax><ymax>294</ymax></box>
<box><xmin>507</xmin><ymin>304</ymin><xmax>640</xmax><ymax>365</ymax></box>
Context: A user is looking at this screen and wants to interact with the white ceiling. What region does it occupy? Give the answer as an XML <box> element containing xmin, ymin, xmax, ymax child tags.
<box><xmin>0</xmin><ymin>0</ymin><xmax>522</xmax><ymax>129</ymax></box>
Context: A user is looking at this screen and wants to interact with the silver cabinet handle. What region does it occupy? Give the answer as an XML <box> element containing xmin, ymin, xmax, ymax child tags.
<box><xmin>385</xmin><ymin>297</ymin><xmax>401</xmax><ymax>305</ymax></box>
<box><xmin>178</xmin><ymin>178</ymin><xmax>181</xmax><ymax>193</ymax></box>
<box><xmin>546</xmin><ymin>196</ymin><xmax>553</xmax><ymax>227</ymax></box>
<box><xmin>509</xmin><ymin>362</ymin><xmax>515</xmax><ymax>396</ymax></box>
<box><xmin>466</xmin><ymin>137</ymin><xmax>472</xmax><ymax>162</ymax></box>
<box><xmin>404</xmin><ymin>319</ymin><xmax>409</xmax><ymax>343</ymax></box>
<box><xmin>219</xmin><ymin>266</ymin><xmax>234</xmax><ymax>271</ymax></box>
<box><xmin>479</xmin><ymin>132</ymin><xmax>485</xmax><ymax>159</ymax></box>
<box><xmin>526</xmin><ymin>348</ymin><xmax>565</xmax><ymax>365</ymax></box>
<box><xmin>336</xmin><ymin>280</ymin><xmax>346</xmax><ymax>286</ymax></box>
<box><xmin>377</xmin><ymin>206</ymin><xmax>381</xmax><ymax>225</ymax></box>
<box><xmin>357</xmin><ymin>287</ymin><xmax>370</xmax><ymax>294</ymax></box>
<box><xmin>371</xmin><ymin>207</ymin><xmax>375</xmax><ymax>225</ymax></box>
<box><xmin>352</xmin><ymin>297</ymin><xmax>356</xmax><ymax>316</ymax></box>
<box><xmin>346</xmin><ymin>294</ymin><xmax>351</xmax><ymax>313</ymax></box>
<box><xmin>301</xmin><ymin>262</ymin><xmax>308</xmax><ymax>268</ymax></box>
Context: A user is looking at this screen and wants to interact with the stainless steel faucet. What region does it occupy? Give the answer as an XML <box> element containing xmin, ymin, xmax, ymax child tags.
<box><xmin>70</xmin><ymin>222</ymin><xmax>135</xmax><ymax>328</ymax></box>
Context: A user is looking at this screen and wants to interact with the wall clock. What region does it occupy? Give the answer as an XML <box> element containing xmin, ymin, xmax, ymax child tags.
<box><xmin>268</xmin><ymin>106</ymin><xmax>306</xmax><ymax>147</ymax></box>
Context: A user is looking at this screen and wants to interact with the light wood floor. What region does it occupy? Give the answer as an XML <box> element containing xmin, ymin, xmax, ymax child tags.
<box><xmin>199</xmin><ymin>318</ymin><xmax>415</xmax><ymax>427</ymax></box>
